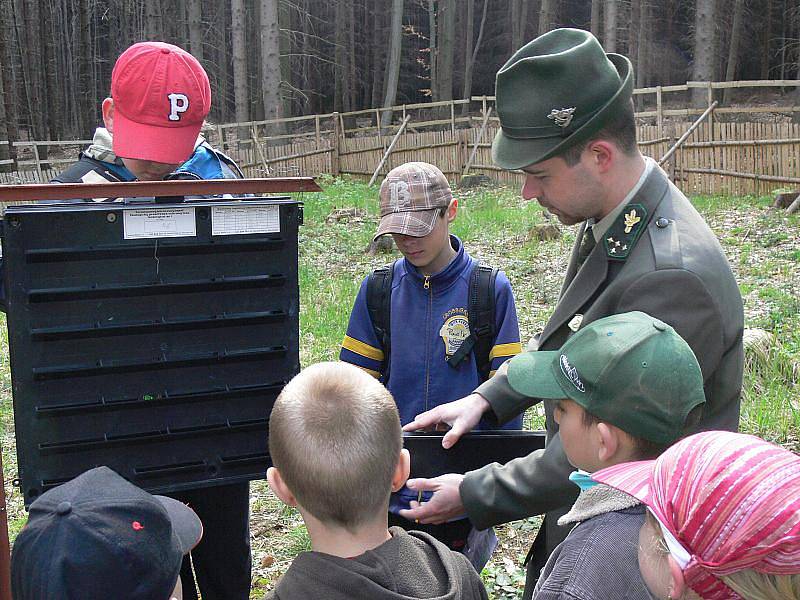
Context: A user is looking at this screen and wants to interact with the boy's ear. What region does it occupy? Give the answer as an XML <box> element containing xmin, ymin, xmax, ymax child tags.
<box><xmin>102</xmin><ymin>97</ymin><xmax>114</xmax><ymax>132</ymax></box>
<box><xmin>445</xmin><ymin>198</ymin><xmax>458</xmax><ymax>223</ymax></box>
<box><xmin>391</xmin><ymin>449</ymin><xmax>411</xmax><ymax>492</ymax></box>
<box><xmin>267</xmin><ymin>466</ymin><xmax>298</xmax><ymax>507</ymax></box>
<box><xmin>667</xmin><ymin>555</ymin><xmax>687</xmax><ymax>598</ymax></box>
<box><xmin>596</xmin><ymin>422</ymin><xmax>620</xmax><ymax>463</ymax></box>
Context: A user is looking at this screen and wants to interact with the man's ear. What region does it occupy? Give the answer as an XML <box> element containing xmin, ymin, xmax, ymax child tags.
<box><xmin>267</xmin><ymin>466</ymin><xmax>298</xmax><ymax>507</ymax></box>
<box><xmin>586</xmin><ymin>140</ymin><xmax>614</xmax><ymax>173</ymax></box>
<box><xmin>445</xmin><ymin>198</ymin><xmax>458</xmax><ymax>223</ymax></box>
<box><xmin>101</xmin><ymin>98</ymin><xmax>114</xmax><ymax>132</ymax></box>
<box><xmin>667</xmin><ymin>555</ymin><xmax>687</xmax><ymax>599</ymax></box>
<box><xmin>391</xmin><ymin>448</ymin><xmax>411</xmax><ymax>492</ymax></box>
<box><xmin>596</xmin><ymin>422</ymin><xmax>620</xmax><ymax>463</ymax></box>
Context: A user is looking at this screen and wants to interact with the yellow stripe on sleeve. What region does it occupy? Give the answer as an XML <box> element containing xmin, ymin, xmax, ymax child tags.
<box><xmin>342</xmin><ymin>335</ymin><xmax>385</xmax><ymax>361</ymax></box>
<box><xmin>355</xmin><ymin>365</ymin><xmax>382</xmax><ymax>379</ymax></box>
<box><xmin>489</xmin><ymin>342</ymin><xmax>523</xmax><ymax>361</ymax></box>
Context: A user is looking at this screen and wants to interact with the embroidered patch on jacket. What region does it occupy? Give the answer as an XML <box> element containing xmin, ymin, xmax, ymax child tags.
<box><xmin>560</xmin><ymin>354</ymin><xmax>585</xmax><ymax>392</ymax></box>
<box><xmin>603</xmin><ymin>202</ymin><xmax>648</xmax><ymax>261</ymax></box>
<box><xmin>440</xmin><ymin>313</ymin><xmax>470</xmax><ymax>357</ymax></box>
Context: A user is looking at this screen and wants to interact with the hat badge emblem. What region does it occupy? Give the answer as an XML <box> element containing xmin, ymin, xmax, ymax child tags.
<box><xmin>547</xmin><ymin>107</ymin><xmax>576</xmax><ymax>128</ymax></box>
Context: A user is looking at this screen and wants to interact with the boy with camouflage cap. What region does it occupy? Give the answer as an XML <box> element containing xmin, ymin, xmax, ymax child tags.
<box><xmin>503</xmin><ymin>311</ymin><xmax>706</xmax><ymax>600</ymax></box>
<box><xmin>340</xmin><ymin>161</ymin><xmax>522</xmax><ymax>565</ymax></box>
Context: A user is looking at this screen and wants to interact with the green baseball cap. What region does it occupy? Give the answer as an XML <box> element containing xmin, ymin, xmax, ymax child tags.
<box><xmin>492</xmin><ymin>28</ymin><xmax>633</xmax><ymax>170</ymax></box>
<box><xmin>506</xmin><ymin>312</ymin><xmax>705</xmax><ymax>444</ymax></box>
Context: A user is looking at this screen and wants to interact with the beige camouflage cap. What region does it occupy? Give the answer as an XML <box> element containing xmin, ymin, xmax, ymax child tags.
<box><xmin>374</xmin><ymin>162</ymin><xmax>453</xmax><ymax>240</ymax></box>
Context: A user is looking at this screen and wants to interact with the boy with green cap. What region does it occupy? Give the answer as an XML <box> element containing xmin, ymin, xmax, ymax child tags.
<box><xmin>503</xmin><ymin>311</ymin><xmax>705</xmax><ymax>600</ymax></box>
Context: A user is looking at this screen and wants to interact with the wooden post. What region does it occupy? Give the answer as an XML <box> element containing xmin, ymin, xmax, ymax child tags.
<box><xmin>332</xmin><ymin>112</ymin><xmax>341</xmax><ymax>177</ymax></box>
<box><xmin>656</xmin><ymin>86</ymin><xmax>663</xmax><ymax>138</ymax></box>
<box><xmin>450</xmin><ymin>101</ymin><xmax>456</xmax><ymax>134</ymax></box>
<box><xmin>315</xmin><ymin>115</ymin><xmax>321</xmax><ymax>147</ymax></box>
<box><xmin>376</xmin><ymin>109</ymin><xmax>383</xmax><ymax>145</ymax></box>
<box><xmin>463</xmin><ymin>107</ymin><xmax>493</xmax><ymax>176</ymax></box>
<box><xmin>0</xmin><ymin>452</ymin><xmax>11</xmax><ymax>600</ymax></box>
<box><xmin>251</xmin><ymin>125</ymin><xmax>271</xmax><ymax>176</ymax></box>
<box><xmin>369</xmin><ymin>116</ymin><xmax>411</xmax><ymax>186</ymax></box>
<box><xmin>217</xmin><ymin>124</ymin><xmax>224</xmax><ymax>151</ymax></box>
<box><xmin>32</xmin><ymin>143</ymin><xmax>43</xmax><ymax>182</ymax></box>
<box><xmin>707</xmin><ymin>82</ymin><xmax>714</xmax><ymax>135</ymax></box>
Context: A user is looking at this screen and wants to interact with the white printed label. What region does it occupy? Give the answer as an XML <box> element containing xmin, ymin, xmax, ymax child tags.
<box><xmin>211</xmin><ymin>205</ymin><xmax>281</xmax><ymax>236</ymax></box>
<box><xmin>123</xmin><ymin>207</ymin><xmax>197</xmax><ymax>239</ymax></box>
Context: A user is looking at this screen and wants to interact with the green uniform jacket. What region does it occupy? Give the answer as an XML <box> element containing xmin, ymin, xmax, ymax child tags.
<box><xmin>460</xmin><ymin>165</ymin><xmax>744</xmax><ymax>534</ymax></box>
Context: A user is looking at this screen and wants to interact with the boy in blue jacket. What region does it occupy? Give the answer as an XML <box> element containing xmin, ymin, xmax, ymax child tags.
<box><xmin>340</xmin><ymin>161</ymin><xmax>522</xmax><ymax>569</ymax></box>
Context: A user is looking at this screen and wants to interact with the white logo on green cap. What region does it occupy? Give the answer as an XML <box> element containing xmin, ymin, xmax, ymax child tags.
<box><xmin>560</xmin><ymin>354</ymin><xmax>585</xmax><ymax>392</ymax></box>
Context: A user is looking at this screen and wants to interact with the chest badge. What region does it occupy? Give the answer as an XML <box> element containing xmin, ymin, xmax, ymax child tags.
<box><xmin>440</xmin><ymin>314</ymin><xmax>470</xmax><ymax>357</ymax></box>
<box><xmin>568</xmin><ymin>314</ymin><xmax>584</xmax><ymax>332</ymax></box>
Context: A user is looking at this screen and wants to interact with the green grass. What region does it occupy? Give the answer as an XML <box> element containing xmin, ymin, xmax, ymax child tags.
<box><xmin>0</xmin><ymin>179</ymin><xmax>797</xmax><ymax>599</ymax></box>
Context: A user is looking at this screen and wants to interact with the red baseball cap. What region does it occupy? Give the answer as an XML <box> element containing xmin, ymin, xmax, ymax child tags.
<box><xmin>111</xmin><ymin>41</ymin><xmax>211</xmax><ymax>165</ymax></box>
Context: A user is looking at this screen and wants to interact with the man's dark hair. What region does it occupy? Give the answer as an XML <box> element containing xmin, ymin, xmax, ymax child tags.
<box><xmin>581</xmin><ymin>403</ymin><xmax>704</xmax><ymax>460</ymax></box>
<box><xmin>559</xmin><ymin>99</ymin><xmax>638</xmax><ymax>167</ymax></box>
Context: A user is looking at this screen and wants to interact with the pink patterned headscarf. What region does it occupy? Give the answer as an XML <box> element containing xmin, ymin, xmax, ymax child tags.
<box><xmin>594</xmin><ymin>431</ymin><xmax>800</xmax><ymax>600</ymax></box>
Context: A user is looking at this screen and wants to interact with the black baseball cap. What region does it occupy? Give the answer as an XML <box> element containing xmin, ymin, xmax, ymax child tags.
<box><xmin>11</xmin><ymin>466</ymin><xmax>202</xmax><ymax>600</ymax></box>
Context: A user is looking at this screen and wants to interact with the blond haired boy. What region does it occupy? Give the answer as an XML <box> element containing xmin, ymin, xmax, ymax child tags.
<box><xmin>266</xmin><ymin>362</ymin><xmax>488</xmax><ymax>600</ymax></box>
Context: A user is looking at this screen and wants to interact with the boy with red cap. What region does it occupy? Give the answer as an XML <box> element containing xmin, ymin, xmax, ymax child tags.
<box><xmin>48</xmin><ymin>42</ymin><xmax>250</xmax><ymax>600</ymax></box>
<box><xmin>52</xmin><ymin>41</ymin><xmax>242</xmax><ymax>187</ymax></box>
<box><xmin>595</xmin><ymin>430</ymin><xmax>800</xmax><ymax>600</ymax></box>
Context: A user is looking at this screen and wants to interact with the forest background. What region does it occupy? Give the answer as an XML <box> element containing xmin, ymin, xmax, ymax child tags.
<box><xmin>1</xmin><ymin>0</ymin><xmax>800</xmax><ymax>155</ymax></box>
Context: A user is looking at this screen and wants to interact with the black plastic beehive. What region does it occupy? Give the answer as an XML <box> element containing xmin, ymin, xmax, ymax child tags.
<box><xmin>2</xmin><ymin>196</ymin><xmax>301</xmax><ymax>506</ymax></box>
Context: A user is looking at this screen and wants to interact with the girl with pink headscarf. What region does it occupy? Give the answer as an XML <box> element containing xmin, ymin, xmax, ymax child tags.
<box><xmin>594</xmin><ymin>430</ymin><xmax>800</xmax><ymax>600</ymax></box>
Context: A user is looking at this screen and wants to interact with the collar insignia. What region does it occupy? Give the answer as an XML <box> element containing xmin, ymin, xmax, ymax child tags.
<box><xmin>604</xmin><ymin>203</ymin><xmax>648</xmax><ymax>261</ymax></box>
<box><xmin>547</xmin><ymin>107</ymin><xmax>576</xmax><ymax>128</ymax></box>
<box><xmin>623</xmin><ymin>209</ymin><xmax>641</xmax><ymax>233</ymax></box>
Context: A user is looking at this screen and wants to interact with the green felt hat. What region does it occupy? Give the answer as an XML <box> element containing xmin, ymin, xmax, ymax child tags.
<box><xmin>506</xmin><ymin>312</ymin><xmax>706</xmax><ymax>444</ymax></box>
<box><xmin>492</xmin><ymin>28</ymin><xmax>633</xmax><ymax>170</ymax></box>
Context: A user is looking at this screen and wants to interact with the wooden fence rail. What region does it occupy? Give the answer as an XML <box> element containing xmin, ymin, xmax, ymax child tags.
<box><xmin>1</xmin><ymin>80</ymin><xmax>799</xmax><ymax>197</ymax></box>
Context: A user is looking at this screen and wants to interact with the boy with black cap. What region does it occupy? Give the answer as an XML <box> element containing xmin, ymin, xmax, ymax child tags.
<box><xmin>339</xmin><ymin>161</ymin><xmax>522</xmax><ymax>567</ymax></box>
<box><xmin>11</xmin><ymin>466</ymin><xmax>202</xmax><ymax>600</ymax></box>
<box><xmin>503</xmin><ymin>311</ymin><xmax>706</xmax><ymax>599</ymax></box>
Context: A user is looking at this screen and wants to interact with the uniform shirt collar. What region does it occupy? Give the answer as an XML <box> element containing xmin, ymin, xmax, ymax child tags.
<box><xmin>591</xmin><ymin>156</ymin><xmax>655</xmax><ymax>243</ymax></box>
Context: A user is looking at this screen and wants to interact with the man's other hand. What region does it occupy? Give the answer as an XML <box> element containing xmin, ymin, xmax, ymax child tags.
<box><xmin>402</xmin><ymin>393</ymin><xmax>490</xmax><ymax>448</ymax></box>
<box><xmin>400</xmin><ymin>474</ymin><xmax>466</xmax><ymax>524</ymax></box>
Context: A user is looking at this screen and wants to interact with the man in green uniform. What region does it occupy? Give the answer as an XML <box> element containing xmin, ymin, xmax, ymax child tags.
<box><xmin>400</xmin><ymin>28</ymin><xmax>743</xmax><ymax>598</ymax></box>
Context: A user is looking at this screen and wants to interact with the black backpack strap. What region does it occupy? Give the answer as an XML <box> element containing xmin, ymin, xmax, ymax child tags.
<box><xmin>446</xmin><ymin>263</ymin><xmax>497</xmax><ymax>381</ymax></box>
<box><xmin>365</xmin><ymin>263</ymin><xmax>394</xmax><ymax>381</ymax></box>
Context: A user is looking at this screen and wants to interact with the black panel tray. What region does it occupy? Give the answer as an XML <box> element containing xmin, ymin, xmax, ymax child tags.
<box><xmin>403</xmin><ymin>430</ymin><xmax>546</xmax><ymax>478</ymax></box>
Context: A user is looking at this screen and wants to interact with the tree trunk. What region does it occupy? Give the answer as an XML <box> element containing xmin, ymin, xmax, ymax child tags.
<box><xmin>145</xmin><ymin>0</ymin><xmax>162</xmax><ymax>40</ymax></box>
<box><xmin>371</xmin><ymin>5</ymin><xmax>385</xmax><ymax>108</ymax></box>
<box><xmin>380</xmin><ymin>0</ymin><xmax>404</xmax><ymax>129</ymax></box>
<box><xmin>637</xmin><ymin>0</ymin><xmax>650</xmax><ymax>88</ymax></box>
<box><xmin>692</xmin><ymin>0</ymin><xmax>716</xmax><ymax>106</ymax></box>
<box><xmin>187</xmin><ymin>0</ymin><xmax>203</xmax><ymax>62</ymax></box>
<box><xmin>0</xmin><ymin>4</ymin><xmax>18</xmax><ymax>170</ymax></box>
<box><xmin>260</xmin><ymin>0</ymin><xmax>283</xmax><ymax>135</ymax></box>
<box><xmin>539</xmin><ymin>0</ymin><xmax>557</xmax><ymax>35</ymax></box>
<box><xmin>428</xmin><ymin>0</ymin><xmax>437</xmax><ymax>99</ymax></box>
<box><xmin>231</xmin><ymin>0</ymin><xmax>249</xmax><ymax>128</ymax></box>
<box><xmin>435</xmin><ymin>0</ymin><xmax>455</xmax><ymax>101</ymax></box>
<box><xmin>603</xmin><ymin>0</ymin><xmax>617</xmax><ymax>53</ymax></box>
<box><xmin>760</xmin><ymin>0</ymin><xmax>772</xmax><ymax>79</ymax></box>
<box><xmin>723</xmin><ymin>0</ymin><xmax>746</xmax><ymax>105</ymax></box>
<box><xmin>463</xmin><ymin>0</ymin><xmax>488</xmax><ymax>113</ymax></box>
<box><xmin>590</xmin><ymin>0</ymin><xmax>601</xmax><ymax>40</ymax></box>
<box><xmin>628</xmin><ymin>0</ymin><xmax>640</xmax><ymax>80</ymax></box>
<box><xmin>334</xmin><ymin>0</ymin><xmax>349</xmax><ymax>112</ymax></box>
